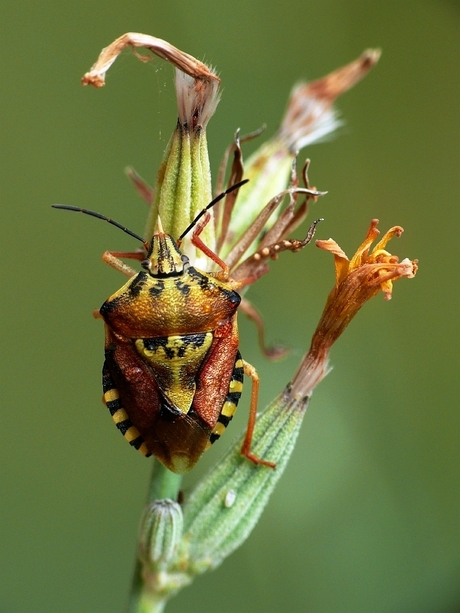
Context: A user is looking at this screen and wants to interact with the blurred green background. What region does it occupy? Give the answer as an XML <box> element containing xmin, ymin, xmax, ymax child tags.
<box><xmin>1</xmin><ymin>0</ymin><xmax>459</xmax><ymax>612</ymax></box>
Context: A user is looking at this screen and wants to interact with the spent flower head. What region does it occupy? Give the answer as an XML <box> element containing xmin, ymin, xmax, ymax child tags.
<box><xmin>290</xmin><ymin>219</ymin><xmax>418</xmax><ymax>399</ymax></box>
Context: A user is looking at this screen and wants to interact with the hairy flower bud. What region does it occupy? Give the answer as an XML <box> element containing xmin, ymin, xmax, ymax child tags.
<box><xmin>138</xmin><ymin>500</ymin><xmax>184</xmax><ymax>571</ymax></box>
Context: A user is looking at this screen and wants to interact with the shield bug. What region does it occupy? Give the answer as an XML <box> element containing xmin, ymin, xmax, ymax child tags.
<box><xmin>54</xmin><ymin>182</ymin><xmax>272</xmax><ymax>473</ymax></box>
<box><xmin>54</xmin><ymin>181</ymin><xmax>322</xmax><ymax>473</ymax></box>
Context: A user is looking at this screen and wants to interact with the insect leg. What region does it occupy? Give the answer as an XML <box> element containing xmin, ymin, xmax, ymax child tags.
<box><xmin>240</xmin><ymin>360</ymin><xmax>276</xmax><ymax>469</ymax></box>
<box><xmin>239</xmin><ymin>298</ymin><xmax>288</xmax><ymax>361</ymax></box>
<box><xmin>102</xmin><ymin>250</ymin><xmax>144</xmax><ymax>277</ymax></box>
<box><xmin>190</xmin><ymin>211</ymin><xmax>230</xmax><ymax>276</ymax></box>
<box><xmin>231</xmin><ymin>218</ymin><xmax>323</xmax><ymax>286</ymax></box>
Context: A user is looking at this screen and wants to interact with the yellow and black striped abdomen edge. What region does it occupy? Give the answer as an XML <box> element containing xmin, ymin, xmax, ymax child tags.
<box><xmin>206</xmin><ymin>352</ymin><xmax>244</xmax><ymax>448</ymax></box>
<box><xmin>102</xmin><ymin>366</ymin><xmax>152</xmax><ymax>457</ymax></box>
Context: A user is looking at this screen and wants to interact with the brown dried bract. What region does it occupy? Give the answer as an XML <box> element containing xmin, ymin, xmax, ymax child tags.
<box><xmin>82</xmin><ymin>32</ymin><xmax>220</xmax><ymax>88</ymax></box>
<box><xmin>306</xmin><ymin>48</ymin><xmax>381</xmax><ymax>103</ymax></box>
<box><xmin>278</xmin><ymin>49</ymin><xmax>381</xmax><ymax>150</ymax></box>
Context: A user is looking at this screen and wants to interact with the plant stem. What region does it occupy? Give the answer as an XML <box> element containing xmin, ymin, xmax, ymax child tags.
<box><xmin>126</xmin><ymin>462</ymin><xmax>182</xmax><ymax>613</ymax></box>
<box><xmin>147</xmin><ymin>461</ymin><xmax>182</xmax><ymax>502</ymax></box>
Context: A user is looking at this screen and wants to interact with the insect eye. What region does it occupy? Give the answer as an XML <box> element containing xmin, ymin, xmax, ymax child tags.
<box><xmin>229</xmin><ymin>292</ymin><xmax>241</xmax><ymax>306</ymax></box>
<box><xmin>141</xmin><ymin>259</ymin><xmax>150</xmax><ymax>270</ymax></box>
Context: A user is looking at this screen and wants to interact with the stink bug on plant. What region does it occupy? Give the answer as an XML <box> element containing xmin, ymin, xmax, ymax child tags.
<box><xmin>54</xmin><ymin>181</ymin><xmax>321</xmax><ymax>473</ymax></box>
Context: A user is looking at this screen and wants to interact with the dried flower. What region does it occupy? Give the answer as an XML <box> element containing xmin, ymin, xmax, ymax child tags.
<box><xmin>290</xmin><ymin>219</ymin><xmax>418</xmax><ymax>398</ymax></box>
<box><xmin>224</xmin><ymin>49</ymin><xmax>381</xmax><ymax>258</ymax></box>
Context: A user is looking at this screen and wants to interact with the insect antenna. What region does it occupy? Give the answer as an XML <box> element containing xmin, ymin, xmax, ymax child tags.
<box><xmin>178</xmin><ymin>179</ymin><xmax>249</xmax><ymax>241</ymax></box>
<box><xmin>52</xmin><ymin>204</ymin><xmax>149</xmax><ymax>250</ymax></box>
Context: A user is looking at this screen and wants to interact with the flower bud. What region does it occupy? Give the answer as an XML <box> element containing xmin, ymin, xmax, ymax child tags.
<box><xmin>138</xmin><ymin>499</ymin><xmax>184</xmax><ymax>571</ymax></box>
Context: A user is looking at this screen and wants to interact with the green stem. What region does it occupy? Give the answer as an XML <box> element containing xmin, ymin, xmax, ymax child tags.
<box><xmin>147</xmin><ymin>461</ymin><xmax>183</xmax><ymax>502</ymax></box>
<box><xmin>129</xmin><ymin>588</ymin><xmax>167</xmax><ymax>613</ymax></box>
<box><xmin>126</xmin><ymin>461</ymin><xmax>182</xmax><ymax>613</ymax></box>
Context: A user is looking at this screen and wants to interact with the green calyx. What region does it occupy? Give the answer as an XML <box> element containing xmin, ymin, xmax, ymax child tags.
<box><xmin>134</xmin><ymin>388</ymin><xmax>309</xmax><ymax>610</ymax></box>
